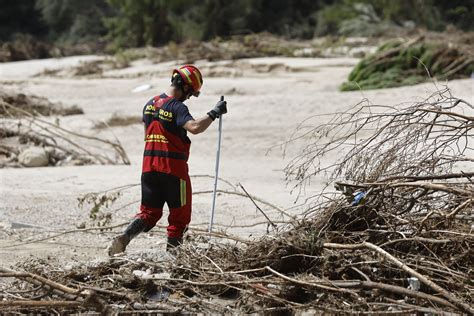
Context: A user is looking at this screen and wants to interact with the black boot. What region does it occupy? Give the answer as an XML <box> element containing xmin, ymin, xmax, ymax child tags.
<box><xmin>124</xmin><ymin>218</ymin><xmax>147</xmax><ymax>240</ymax></box>
<box><xmin>108</xmin><ymin>218</ymin><xmax>147</xmax><ymax>256</ymax></box>
<box><xmin>166</xmin><ymin>237</ymin><xmax>183</xmax><ymax>252</ymax></box>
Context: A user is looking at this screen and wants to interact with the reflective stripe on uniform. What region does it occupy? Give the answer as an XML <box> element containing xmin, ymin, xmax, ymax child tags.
<box><xmin>180</xmin><ymin>179</ymin><xmax>186</xmax><ymax>206</ymax></box>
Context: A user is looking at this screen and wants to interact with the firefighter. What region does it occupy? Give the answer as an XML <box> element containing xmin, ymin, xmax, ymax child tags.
<box><xmin>108</xmin><ymin>65</ymin><xmax>227</xmax><ymax>255</ymax></box>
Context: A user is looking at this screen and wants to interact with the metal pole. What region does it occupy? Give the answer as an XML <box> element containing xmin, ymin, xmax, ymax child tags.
<box><xmin>209</xmin><ymin>96</ymin><xmax>224</xmax><ymax>233</ymax></box>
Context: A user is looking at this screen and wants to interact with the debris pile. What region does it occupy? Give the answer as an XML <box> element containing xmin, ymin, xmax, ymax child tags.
<box><xmin>341</xmin><ymin>35</ymin><xmax>474</xmax><ymax>90</ymax></box>
<box><xmin>0</xmin><ymin>36</ymin><xmax>53</xmax><ymax>62</ymax></box>
<box><xmin>0</xmin><ymin>89</ymin><xmax>83</xmax><ymax>117</ymax></box>
<box><xmin>47</xmin><ymin>34</ymin><xmax>374</xmax><ymax>79</ymax></box>
<box><xmin>126</xmin><ymin>33</ymin><xmax>379</xmax><ymax>63</ymax></box>
<box><xmin>0</xmin><ymin>90</ymin><xmax>129</xmax><ymax>168</ymax></box>
<box><xmin>29</xmin><ymin>33</ymin><xmax>376</xmax><ymax>79</ymax></box>
<box><xmin>1</xmin><ymin>87</ymin><xmax>472</xmax><ymax>314</ymax></box>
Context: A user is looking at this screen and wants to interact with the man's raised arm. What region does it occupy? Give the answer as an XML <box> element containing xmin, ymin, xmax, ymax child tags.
<box><xmin>183</xmin><ymin>99</ymin><xmax>227</xmax><ymax>135</ymax></box>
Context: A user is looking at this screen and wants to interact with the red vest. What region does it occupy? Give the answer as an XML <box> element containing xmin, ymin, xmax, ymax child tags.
<box><xmin>142</xmin><ymin>96</ymin><xmax>191</xmax><ymax>179</ymax></box>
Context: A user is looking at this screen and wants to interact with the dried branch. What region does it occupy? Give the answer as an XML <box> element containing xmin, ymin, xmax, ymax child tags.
<box><xmin>239</xmin><ymin>184</ymin><xmax>277</xmax><ymax>228</ymax></box>
<box><xmin>0</xmin><ymin>267</ymin><xmax>109</xmax><ymax>313</ymax></box>
<box><xmin>323</xmin><ymin>242</ymin><xmax>473</xmax><ymax>314</ymax></box>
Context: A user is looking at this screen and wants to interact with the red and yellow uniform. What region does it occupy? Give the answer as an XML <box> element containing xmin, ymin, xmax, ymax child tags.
<box><xmin>136</xmin><ymin>93</ymin><xmax>194</xmax><ymax>239</ymax></box>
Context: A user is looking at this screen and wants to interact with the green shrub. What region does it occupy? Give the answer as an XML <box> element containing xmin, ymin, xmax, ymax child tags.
<box><xmin>341</xmin><ymin>38</ymin><xmax>473</xmax><ymax>91</ymax></box>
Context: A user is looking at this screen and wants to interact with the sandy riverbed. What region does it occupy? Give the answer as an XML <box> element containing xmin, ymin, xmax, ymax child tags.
<box><xmin>0</xmin><ymin>55</ymin><xmax>472</xmax><ymax>266</ymax></box>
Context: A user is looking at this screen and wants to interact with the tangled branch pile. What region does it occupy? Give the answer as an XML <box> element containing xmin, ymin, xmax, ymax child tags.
<box><xmin>0</xmin><ymin>91</ymin><xmax>129</xmax><ymax>167</ymax></box>
<box><xmin>341</xmin><ymin>35</ymin><xmax>474</xmax><ymax>91</ymax></box>
<box><xmin>1</xmin><ymin>87</ymin><xmax>472</xmax><ymax>314</ymax></box>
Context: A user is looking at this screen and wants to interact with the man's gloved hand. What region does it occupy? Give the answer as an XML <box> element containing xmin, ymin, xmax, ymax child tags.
<box><xmin>207</xmin><ymin>99</ymin><xmax>227</xmax><ymax>121</ymax></box>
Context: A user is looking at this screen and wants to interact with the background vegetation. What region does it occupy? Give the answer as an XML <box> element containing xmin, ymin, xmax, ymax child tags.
<box><xmin>340</xmin><ymin>36</ymin><xmax>474</xmax><ymax>90</ymax></box>
<box><xmin>1</xmin><ymin>0</ymin><xmax>473</xmax><ymax>54</ymax></box>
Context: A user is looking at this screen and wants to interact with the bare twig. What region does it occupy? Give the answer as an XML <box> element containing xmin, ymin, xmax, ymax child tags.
<box><xmin>239</xmin><ymin>184</ymin><xmax>277</xmax><ymax>228</ymax></box>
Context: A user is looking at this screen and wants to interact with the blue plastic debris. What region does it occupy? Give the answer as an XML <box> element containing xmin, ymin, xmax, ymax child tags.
<box><xmin>351</xmin><ymin>191</ymin><xmax>366</xmax><ymax>206</ymax></box>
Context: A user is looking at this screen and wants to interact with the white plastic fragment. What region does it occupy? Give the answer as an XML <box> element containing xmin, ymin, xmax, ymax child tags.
<box><xmin>407</xmin><ymin>277</ymin><xmax>420</xmax><ymax>291</ymax></box>
<box><xmin>132</xmin><ymin>84</ymin><xmax>153</xmax><ymax>93</ymax></box>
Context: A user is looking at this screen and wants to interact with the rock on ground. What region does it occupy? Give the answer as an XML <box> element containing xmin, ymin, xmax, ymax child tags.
<box><xmin>18</xmin><ymin>147</ymin><xmax>49</xmax><ymax>167</ymax></box>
